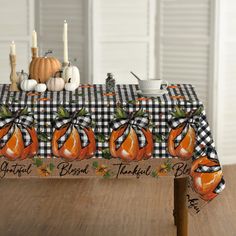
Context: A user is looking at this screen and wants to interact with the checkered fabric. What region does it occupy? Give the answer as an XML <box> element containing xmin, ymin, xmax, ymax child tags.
<box><xmin>0</xmin><ymin>84</ymin><xmax>215</xmax><ymax>159</ymax></box>
<box><xmin>195</xmin><ymin>165</ymin><xmax>221</xmax><ymax>173</ymax></box>
<box><xmin>214</xmin><ymin>178</ymin><xmax>226</xmax><ymax>194</ymax></box>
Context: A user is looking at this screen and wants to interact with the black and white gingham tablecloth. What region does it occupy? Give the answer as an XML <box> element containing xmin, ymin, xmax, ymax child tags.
<box><xmin>0</xmin><ymin>84</ymin><xmax>214</xmax><ymax>159</ymax></box>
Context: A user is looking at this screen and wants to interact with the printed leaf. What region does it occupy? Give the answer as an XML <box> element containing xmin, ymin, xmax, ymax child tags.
<box><xmin>134</xmin><ymin>109</ymin><xmax>146</xmax><ymax>117</ymax></box>
<box><xmin>102</xmin><ymin>148</ymin><xmax>112</xmax><ymax>159</ymax></box>
<box><xmin>38</xmin><ymin>132</ymin><xmax>50</xmax><ymax>142</ymax></box>
<box><xmin>34</xmin><ymin>158</ymin><xmax>43</xmax><ymax>167</ymax></box>
<box><xmin>77</xmin><ymin>107</ymin><xmax>88</xmax><ymax>116</ymax></box>
<box><xmin>57</xmin><ymin>106</ymin><xmax>70</xmax><ymax>118</ymax></box>
<box><xmin>171</xmin><ymin>106</ymin><xmax>186</xmax><ymax>118</ymax></box>
<box><xmin>92</xmin><ymin>161</ymin><xmax>99</xmax><ymax>168</ymax></box>
<box><xmin>128</xmin><ymin>100</ymin><xmax>137</xmax><ymax>105</ymax></box>
<box><xmin>96</xmin><ymin>134</ymin><xmax>106</xmax><ymax>143</ymax></box>
<box><xmin>49</xmin><ymin>163</ymin><xmax>55</xmax><ymax>172</ymax></box>
<box><xmin>154</xmin><ymin>134</ymin><xmax>165</xmax><ymax>143</ymax></box>
<box><xmin>193</xmin><ymin>106</ymin><xmax>204</xmax><ymax>116</ymax></box>
<box><xmin>0</xmin><ymin>105</ymin><xmax>12</xmax><ymax>118</ymax></box>
<box><xmin>151</xmin><ymin>171</ymin><xmax>158</xmax><ymax>178</ymax></box>
<box><xmin>103</xmin><ymin>171</ymin><xmax>111</xmax><ymax>179</ymax></box>
<box><xmin>115</xmin><ymin>107</ymin><xmax>127</xmax><ymax>119</ymax></box>
<box><xmin>164</xmin><ymin>160</ymin><xmax>173</xmax><ymax>172</ymax></box>
<box><xmin>20</xmin><ymin>106</ymin><xmax>29</xmax><ymax>115</ymax></box>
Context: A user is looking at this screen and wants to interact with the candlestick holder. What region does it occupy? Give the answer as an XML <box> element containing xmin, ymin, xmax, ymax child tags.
<box><xmin>62</xmin><ymin>61</ymin><xmax>69</xmax><ymax>68</ymax></box>
<box><xmin>31</xmin><ymin>47</ymin><xmax>38</xmax><ymax>59</ymax></box>
<box><xmin>9</xmin><ymin>54</ymin><xmax>19</xmax><ymax>92</ymax></box>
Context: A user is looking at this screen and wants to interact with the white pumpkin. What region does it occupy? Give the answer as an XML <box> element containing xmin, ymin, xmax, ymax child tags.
<box><xmin>65</xmin><ymin>78</ymin><xmax>78</xmax><ymax>91</ymax></box>
<box><xmin>47</xmin><ymin>77</ymin><xmax>65</xmax><ymax>91</ymax></box>
<box><xmin>35</xmin><ymin>83</ymin><xmax>47</xmax><ymax>93</ymax></box>
<box><xmin>16</xmin><ymin>70</ymin><xmax>28</xmax><ymax>85</ymax></box>
<box><xmin>62</xmin><ymin>63</ymin><xmax>80</xmax><ymax>87</ymax></box>
<box><xmin>20</xmin><ymin>78</ymin><xmax>37</xmax><ymax>91</ymax></box>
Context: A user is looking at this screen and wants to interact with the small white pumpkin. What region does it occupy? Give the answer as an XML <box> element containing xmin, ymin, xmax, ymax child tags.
<box><xmin>65</xmin><ymin>78</ymin><xmax>78</xmax><ymax>91</ymax></box>
<box><xmin>35</xmin><ymin>81</ymin><xmax>47</xmax><ymax>93</ymax></box>
<box><xmin>20</xmin><ymin>78</ymin><xmax>37</xmax><ymax>91</ymax></box>
<box><xmin>62</xmin><ymin>63</ymin><xmax>80</xmax><ymax>87</ymax></box>
<box><xmin>16</xmin><ymin>70</ymin><xmax>28</xmax><ymax>85</ymax></box>
<box><xmin>47</xmin><ymin>76</ymin><xmax>65</xmax><ymax>91</ymax></box>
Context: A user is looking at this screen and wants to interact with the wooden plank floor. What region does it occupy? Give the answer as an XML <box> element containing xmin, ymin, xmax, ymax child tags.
<box><xmin>0</xmin><ymin>165</ymin><xmax>234</xmax><ymax>236</ymax></box>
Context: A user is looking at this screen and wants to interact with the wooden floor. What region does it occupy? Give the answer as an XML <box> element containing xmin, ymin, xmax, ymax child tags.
<box><xmin>0</xmin><ymin>165</ymin><xmax>235</xmax><ymax>236</ymax></box>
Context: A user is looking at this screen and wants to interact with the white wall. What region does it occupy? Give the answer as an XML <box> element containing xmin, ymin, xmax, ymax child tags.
<box><xmin>0</xmin><ymin>0</ymin><xmax>34</xmax><ymax>83</ymax></box>
<box><xmin>216</xmin><ymin>0</ymin><xmax>236</xmax><ymax>164</ymax></box>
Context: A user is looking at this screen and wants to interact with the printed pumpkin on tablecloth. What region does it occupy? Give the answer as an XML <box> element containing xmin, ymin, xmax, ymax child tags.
<box><xmin>190</xmin><ymin>148</ymin><xmax>225</xmax><ymax>201</ymax></box>
<box><xmin>167</xmin><ymin>106</ymin><xmax>203</xmax><ymax>160</ymax></box>
<box><xmin>52</xmin><ymin>107</ymin><xmax>96</xmax><ymax>161</ymax></box>
<box><xmin>0</xmin><ymin>105</ymin><xmax>38</xmax><ymax>160</ymax></box>
<box><xmin>109</xmin><ymin>108</ymin><xmax>154</xmax><ymax>161</ymax></box>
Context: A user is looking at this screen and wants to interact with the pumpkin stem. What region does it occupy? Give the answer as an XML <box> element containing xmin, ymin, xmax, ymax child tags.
<box><xmin>54</xmin><ymin>70</ymin><xmax>61</xmax><ymax>78</ymax></box>
<box><xmin>44</xmin><ymin>50</ymin><xmax>53</xmax><ymax>57</ymax></box>
<box><xmin>68</xmin><ymin>78</ymin><xmax>71</xmax><ymax>83</ymax></box>
<box><xmin>39</xmin><ymin>78</ymin><xmax>41</xmax><ymax>83</ymax></box>
<box><xmin>21</xmin><ymin>69</ymin><xmax>24</xmax><ymax>74</ymax></box>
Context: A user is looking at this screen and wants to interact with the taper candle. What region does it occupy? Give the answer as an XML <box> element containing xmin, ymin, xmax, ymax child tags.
<box><xmin>63</xmin><ymin>20</ymin><xmax>69</xmax><ymax>63</ymax></box>
<box><xmin>10</xmin><ymin>41</ymin><xmax>16</xmax><ymax>55</ymax></box>
<box><xmin>32</xmin><ymin>30</ymin><xmax>37</xmax><ymax>48</ymax></box>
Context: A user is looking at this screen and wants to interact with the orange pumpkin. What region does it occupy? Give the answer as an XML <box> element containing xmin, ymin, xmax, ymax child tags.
<box><xmin>29</xmin><ymin>56</ymin><xmax>61</xmax><ymax>83</ymax></box>
<box><xmin>52</xmin><ymin>125</ymin><xmax>96</xmax><ymax>161</ymax></box>
<box><xmin>190</xmin><ymin>156</ymin><xmax>223</xmax><ymax>201</ymax></box>
<box><xmin>0</xmin><ymin>126</ymin><xmax>38</xmax><ymax>161</ymax></box>
<box><xmin>109</xmin><ymin>126</ymin><xmax>153</xmax><ymax>161</ymax></box>
<box><xmin>168</xmin><ymin>124</ymin><xmax>196</xmax><ymax>160</ymax></box>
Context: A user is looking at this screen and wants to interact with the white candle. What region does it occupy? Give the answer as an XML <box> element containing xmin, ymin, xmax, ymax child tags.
<box><xmin>10</xmin><ymin>41</ymin><xmax>16</xmax><ymax>55</ymax></box>
<box><xmin>63</xmin><ymin>20</ymin><xmax>69</xmax><ymax>63</ymax></box>
<box><xmin>32</xmin><ymin>30</ymin><xmax>37</xmax><ymax>48</ymax></box>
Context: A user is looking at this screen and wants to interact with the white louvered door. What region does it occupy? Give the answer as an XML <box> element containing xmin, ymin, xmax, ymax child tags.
<box><xmin>216</xmin><ymin>0</ymin><xmax>236</xmax><ymax>164</ymax></box>
<box><xmin>92</xmin><ymin>0</ymin><xmax>156</xmax><ymax>84</ymax></box>
<box><xmin>0</xmin><ymin>0</ymin><xmax>34</xmax><ymax>83</ymax></box>
<box><xmin>36</xmin><ymin>0</ymin><xmax>89</xmax><ymax>82</ymax></box>
<box><xmin>157</xmin><ymin>0</ymin><xmax>213</xmax><ymax>110</ymax></box>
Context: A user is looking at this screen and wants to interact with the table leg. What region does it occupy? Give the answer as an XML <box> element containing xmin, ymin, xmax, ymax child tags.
<box><xmin>174</xmin><ymin>177</ymin><xmax>188</xmax><ymax>236</ymax></box>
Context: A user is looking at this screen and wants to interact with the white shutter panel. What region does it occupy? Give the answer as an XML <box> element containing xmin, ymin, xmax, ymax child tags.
<box><xmin>0</xmin><ymin>0</ymin><xmax>34</xmax><ymax>83</ymax></box>
<box><xmin>217</xmin><ymin>0</ymin><xmax>236</xmax><ymax>164</ymax></box>
<box><xmin>37</xmin><ymin>0</ymin><xmax>88</xmax><ymax>82</ymax></box>
<box><xmin>92</xmin><ymin>0</ymin><xmax>156</xmax><ymax>84</ymax></box>
<box><xmin>158</xmin><ymin>0</ymin><xmax>212</xmax><ymax>109</ymax></box>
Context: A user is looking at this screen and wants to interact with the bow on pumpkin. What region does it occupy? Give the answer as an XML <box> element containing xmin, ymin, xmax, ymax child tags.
<box><xmin>110</xmin><ymin>113</ymin><xmax>149</xmax><ymax>150</ymax></box>
<box><xmin>193</xmin><ymin>147</ymin><xmax>225</xmax><ymax>194</ymax></box>
<box><xmin>169</xmin><ymin>107</ymin><xmax>203</xmax><ymax>148</ymax></box>
<box><xmin>55</xmin><ymin>112</ymin><xmax>92</xmax><ymax>149</ymax></box>
<box><xmin>194</xmin><ymin>147</ymin><xmax>221</xmax><ymax>173</ymax></box>
<box><xmin>0</xmin><ymin>114</ymin><xmax>34</xmax><ymax>148</ymax></box>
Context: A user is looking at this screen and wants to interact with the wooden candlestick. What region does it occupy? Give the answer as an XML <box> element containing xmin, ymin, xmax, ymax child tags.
<box><xmin>31</xmin><ymin>47</ymin><xmax>38</xmax><ymax>59</ymax></box>
<box><xmin>62</xmin><ymin>61</ymin><xmax>69</xmax><ymax>68</ymax></box>
<box><xmin>9</xmin><ymin>54</ymin><xmax>19</xmax><ymax>92</ymax></box>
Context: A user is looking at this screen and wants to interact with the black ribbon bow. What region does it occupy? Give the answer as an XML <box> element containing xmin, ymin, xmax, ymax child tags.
<box><xmin>55</xmin><ymin>113</ymin><xmax>92</xmax><ymax>149</ymax></box>
<box><xmin>110</xmin><ymin>114</ymin><xmax>150</xmax><ymax>150</ymax></box>
<box><xmin>0</xmin><ymin>114</ymin><xmax>34</xmax><ymax>148</ymax></box>
<box><xmin>169</xmin><ymin>110</ymin><xmax>202</xmax><ymax>148</ymax></box>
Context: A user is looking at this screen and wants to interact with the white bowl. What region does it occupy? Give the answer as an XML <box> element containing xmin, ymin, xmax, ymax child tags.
<box><xmin>138</xmin><ymin>79</ymin><xmax>168</xmax><ymax>91</ymax></box>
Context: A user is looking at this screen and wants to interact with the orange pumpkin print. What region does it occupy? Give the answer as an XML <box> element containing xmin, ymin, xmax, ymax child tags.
<box><xmin>52</xmin><ymin>107</ymin><xmax>96</xmax><ymax>161</ymax></box>
<box><xmin>109</xmin><ymin>108</ymin><xmax>154</xmax><ymax>161</ymax></box>
<box><xmin>0</xmin><ymin>106</ymin><xmax>38</xmax><ymax>161</ymax></box>
<box><xmin>168</xmin><ymin>124</ymin><xmax>196</xmax><ymax>160</ymax></box>
<box><xmin>167</xmin><ymin>106</ymin><xmax>203</xmax><ymax>160</ymax></box>
<box><xmin>190</xmin><ymin>156</ymin><xmax>223</xmax><ymax>201</ymax></box>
